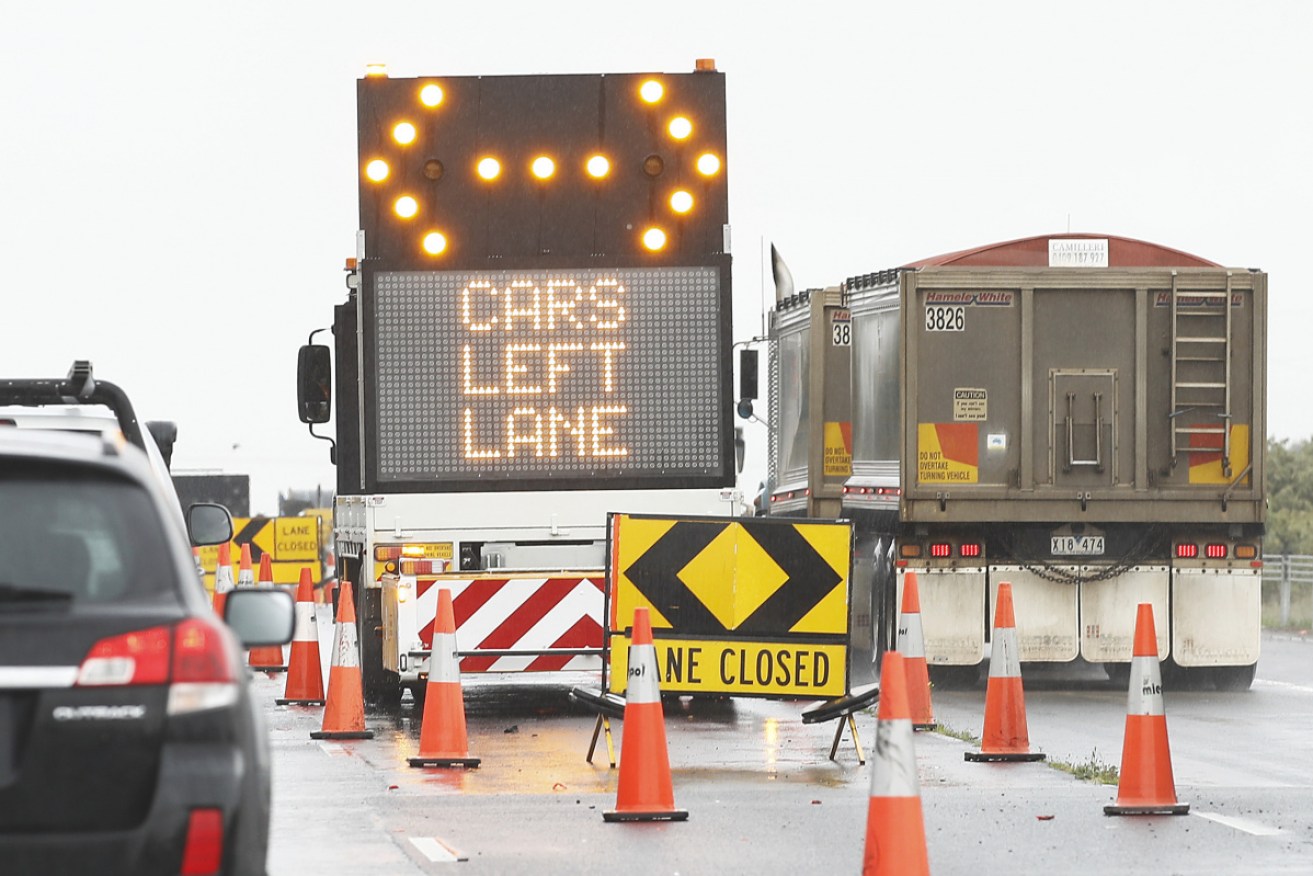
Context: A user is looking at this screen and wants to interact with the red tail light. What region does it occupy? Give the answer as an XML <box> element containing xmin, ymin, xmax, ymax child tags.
<box><xmin>1205</xmin><ymin>544</ymin><xmax>1228</xmax><ymax>559</ymax></box>
<box><xmin>180</xmin><ymin>808</ymin><xmax>224</xmax><ymax>875</ymax></box>
<box><xmin>76</xmin><ymin>626</ymin><xmax>171</xmax><ymax>686</ymax></box>
<box><xmin>929</xmin><ymin>543</ymin><xmax>951</xmax><ymax>558</ymax></box>
<box><xmin>400</xmin><ymin>558</ymin><xmax>447</xmax><ymax>576</ymax></box>
<box><xmin>172</xmin><ymin>617</ymin><xmax>235</xmax><ymax>683</ymax></box>
<box><xmin>959</xmin><ymin>543</ymin><xmax>982</xmax><ymax>558</ymax></box>
<box><xmin>1175</xmin><ymin>543</ymin><xmax>1199</xmax><ymax>559</ymax></box>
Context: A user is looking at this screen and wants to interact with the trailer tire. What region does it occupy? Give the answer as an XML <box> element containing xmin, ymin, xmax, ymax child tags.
<box><xmin>1103</xmin><ymin>662</ymin><xmax>1131</xmax><ymax>688</ymax></box>
<box><xmin>357</xmin><ymin>585</ymin><xmax>402</xmax><ymax>709</ymax></box>
<box><xmin>1211</xmin><ymin>664</ymin><xmax>1256</xmax><ymax>692</ymax></box>
<box><xmin>929</xmin><ymin>665</ymin><xmax>981</xmax><ymax>690</ymax></box>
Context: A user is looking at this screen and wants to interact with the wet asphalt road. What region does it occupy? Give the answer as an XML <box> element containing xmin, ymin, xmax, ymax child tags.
<box><xmin>260</xmin><ymin>626</ymin><xmax>1313</xmax><ymax>875</ymax></box>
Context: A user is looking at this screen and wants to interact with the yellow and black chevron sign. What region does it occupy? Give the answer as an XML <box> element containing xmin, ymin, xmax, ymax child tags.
<box><xmin>607</xmin><ymin>514</ymin><xmax>852</xmax><ymax>697</ymax></box>
<box><xmin>198</xmin><ymin>516</ymin><xmax>322</xmax><ymax>591</ymax></box>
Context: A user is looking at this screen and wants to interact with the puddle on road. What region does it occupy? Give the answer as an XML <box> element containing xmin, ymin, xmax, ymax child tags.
<box><xmin>345</xmin><ymin>682</ymin><xmax>868</xmax><ymax>797</ymax></box>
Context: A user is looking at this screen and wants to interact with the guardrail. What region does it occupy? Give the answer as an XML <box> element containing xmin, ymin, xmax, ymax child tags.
<box><xmin>1262</xmin><ymin>554</ymin><xmax>1313</xmax><ymax>628</ymax></box>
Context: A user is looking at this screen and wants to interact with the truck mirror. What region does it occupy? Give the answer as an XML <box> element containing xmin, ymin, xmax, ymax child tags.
<box><xmin>297</xmin><ymin>345</ymin><xmax>332</xmax><ymax>424</ymax></box>
<box><xmin>739</xmin><ymin>349</ymin><xmax>758</xmax><ymax>401</ymax></box>
<box><xmin>145</xmin><ymin>420</ymin><xmax>178</xmax><ymax>469</ymax></box>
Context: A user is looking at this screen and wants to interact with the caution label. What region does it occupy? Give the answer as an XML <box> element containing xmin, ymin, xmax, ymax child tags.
<box><xmin>823</xmin><ymin>420</ymin><xmax>853</xmax><ymax>477</ymax></box>
<box><xmin>917</xmin><ymin>423</ymin><xmax>979</xmax><ymax>484</ymax></box>
<box><xmin>953</xmin><ymin>388</ymin><xmax>987</xmax><ymax>422</ymax></box>
<box><xmin>607</xmin><ymin>514</ymin><xmax>852</xmax><ymax>697</ymax></box>
<box><xmin>609</xmin><ymin>637</ymin><xmax>845</xmax><ymax>696</ymax></box>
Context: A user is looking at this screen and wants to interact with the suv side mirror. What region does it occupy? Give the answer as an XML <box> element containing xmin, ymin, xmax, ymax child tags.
<box><xmin>187</xmin><ymin>502</ymin><xmax>234</xmax><ymax>547</ymax></box>
<box><xmin>297</xmin><ymin>345</ymin><xmax>332</xmax><ymax>425</ymax></box>
<box><xmin>224</xmin><ymin>589</ymin><xmax>295</xmax><ymax>647</ymax></box>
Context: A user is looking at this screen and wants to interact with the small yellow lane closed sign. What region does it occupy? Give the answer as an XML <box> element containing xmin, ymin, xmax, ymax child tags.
<box><xmin>607</xmin><ymin>514</ymin><xmax>852</xmax><ymax>697</ymax></box>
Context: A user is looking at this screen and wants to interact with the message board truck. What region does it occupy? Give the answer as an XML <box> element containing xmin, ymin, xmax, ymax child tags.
<box><xmin>299</xmin><ymin>62</ymin><xmax>737</xmax><ymax>702</ymax></box>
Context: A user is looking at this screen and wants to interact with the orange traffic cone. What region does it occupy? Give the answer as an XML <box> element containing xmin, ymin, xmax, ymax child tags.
<box><xmin>276</xmin><ymin>568</ymin><xmax>325</xmax><ymax>706</ymax></box>
<box><xmin>862</xmin><ymin>652</ymin><xmax>930</xmax><ymax>876</ymax></box>
<box><xmin>192</xmin><ymin>547</ymin><xmax>204</xmax><ymax>582</ymax></box>
<box><xmin>1105</xmin><ymin>603</ymin><xmax>1189</xmax><ymax>815</ymax></box>
<box><xmin>408</xmin><ymin>588</ymin><xmax>480</xmax><ymax>768</ymax></box>
<box><xmin>310</xmin><ymin>581</ymin><xmax>374</xmax><ymax>740</ymax></box>
<box><xmin>236</xmin><ymin>543</ymin><xmax>255</xmax><ymax>589</ymax></box>
<box><xmin>965</xmin><ymin>582</ymin><xmax>1045</xmax><ymax>762</ymax></box>
<box><xmin>898</xmin><ymin>573</ymin><xmax>935</xmax><ymax>730</ymax></box>
<box><xmin>213</xmin><ymin>542</ymin><xmax>234</xmax><ymax>618</ymax></box>
<box><xmin>249</xmin><ymin>554</ymin><xmax>287</xmax><ymax>671</ymax></box>
<box><xmin>604</xmin><ymin>607</ymin><xmax>687</xmax><ymax>822</ymax></box>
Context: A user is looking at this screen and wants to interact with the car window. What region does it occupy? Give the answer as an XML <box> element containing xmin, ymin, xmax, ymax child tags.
<box><xmin>0</xmin><ymin>460</ymin><xmax>176</xmax><ymax>605</ymax></box>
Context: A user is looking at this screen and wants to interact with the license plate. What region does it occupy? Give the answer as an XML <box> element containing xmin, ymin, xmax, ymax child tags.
<box><xmin>1051</xmin><ymin>535</ymin><xmax>1104</xmax><ymax>556</ymax></box>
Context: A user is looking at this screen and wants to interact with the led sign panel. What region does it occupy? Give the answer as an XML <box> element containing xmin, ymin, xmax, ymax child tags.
<box><xmin>368</xmin><ymin>265</ymin><xmax>725</xmax><ymax>489</ymax></box>
<box><xmin>355</xmin><ymin>68</ymin><xmax>731</xmax><ymax>491</ymax></box>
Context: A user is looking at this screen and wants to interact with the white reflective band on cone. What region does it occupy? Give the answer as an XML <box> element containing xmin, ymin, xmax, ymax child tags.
<box><xmin>625</xmin><ymin>643</ymin><xmax>661</xmax><ymax>703</ymax></box>
<box><xmin>870</xmin><ymin>718</ymin><xmax>919</xmax><ymax>797</ymax></box>
<box><xmin>292</xmin><ymin>603</ymin><xmax>317</xmax><ymax>641</ymax></box>
<box><xmin>897</xmin><ymin>615</ymin><xmax>925</xmax><ymax>659</ymax></box>
<box><xmin>333</xmin><ymin>620</ymin><xmax>360</xmax><ymax>669</ymax></box>
<box><xmin>214</xmin><ymin>567</ymin><xmax>234</xmax><ymax>595</ymax></box>
<box><xmin>989</xmin><ymin>629</ymin><xmax>1021</xmax><ymax>678</ymax></box>
<box><xmin>1126</xmin><ymin>655</ymin><xmax>1166</xmax><ymax>716</ymax></box>
<box><xmin>431</xmin><ymin>631</ymin><xmax>460</xmax><ymax>683</ymax></box>
<box><xmin>237</xmin><ymin>569</ymin><xmax>254</xmax><ymax>588</ymax></box>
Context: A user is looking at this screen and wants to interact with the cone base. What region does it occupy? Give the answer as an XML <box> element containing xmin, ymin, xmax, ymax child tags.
<box><xmin>275</xmin><ymin>698</ymin><xmax>326</xmax><ymax>706</ymax></box>
<box><xmin>310</xmin><ymin>730</ymin><xmax>375</xmax><ymax>740</ymax></box>
<box><xmin>252</xmin><ymin>666</ymin><xmax>288</xmax><ymax>673</ymax></box>
<box><xmin>603</xmin><ymin>808</ymin><xmax>689</xmax><ymax>822</ymax></box>
<box><xmin>913</xmin><ymin>723</ymin><xmax>937</xmax><ymax>732</ymax></box>
<box><xmin>1104</xmin><ymin>802</ymin><xmax>1190</xmax><ymax>816</ymax></box>
<box><xmin>408</xmin><ymin>756</ymin><xmax>481</xmax><ymax>769</ymax></box>
<box><xmin>965</xmin><ymin>750</ymin><xmax>1046</xmax><ymax>763</ymax></box>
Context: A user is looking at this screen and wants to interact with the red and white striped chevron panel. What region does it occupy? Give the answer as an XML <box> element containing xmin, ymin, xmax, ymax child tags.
<box><xmin>415</xmin><ymin>575</ymin><xmax>605</xmax><ymax>672</ymax></box>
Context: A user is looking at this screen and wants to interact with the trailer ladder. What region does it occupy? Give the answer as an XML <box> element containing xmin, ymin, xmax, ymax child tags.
<box><xmin>1169</xmin><ymin>272</ymin><xmax>1232</xmax><ymax>476</ymax></box>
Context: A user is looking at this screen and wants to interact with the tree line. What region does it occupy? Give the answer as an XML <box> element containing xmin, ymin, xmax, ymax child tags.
<box><xmin>1266</xmin><ymin>436</ymin><xmax>1313</xmax><ymax>555</ymax></box>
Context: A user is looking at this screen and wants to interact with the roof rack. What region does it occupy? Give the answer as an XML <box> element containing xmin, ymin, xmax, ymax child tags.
<box><xmin>0</xmin><ymin>360</ymin><xmax>147</xmax><ymax>452</ymax></box>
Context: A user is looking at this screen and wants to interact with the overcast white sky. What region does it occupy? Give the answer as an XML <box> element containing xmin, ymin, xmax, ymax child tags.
<box><xmin>3</xmin><ymin>2</ymin><xmax>1309</xmax><ymax>512</ymax></box>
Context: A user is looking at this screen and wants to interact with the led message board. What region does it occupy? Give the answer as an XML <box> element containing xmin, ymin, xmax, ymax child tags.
<box><xmin>354</xmin><ymin>67</ymin><xmax>731</xmax><ymax>491</ymax></box>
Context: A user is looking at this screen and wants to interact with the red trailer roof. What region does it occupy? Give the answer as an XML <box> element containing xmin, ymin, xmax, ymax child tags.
<box><xmin>905</xmin><ymin>233</ymin><xmax>1220</xmax><ymax>268</ymax></box>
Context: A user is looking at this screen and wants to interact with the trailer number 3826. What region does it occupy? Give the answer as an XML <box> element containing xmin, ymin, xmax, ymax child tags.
<box><xmin>925</xmin><ymin>305</ymin><xmax>965</xmax><ymax>332</ymax></box>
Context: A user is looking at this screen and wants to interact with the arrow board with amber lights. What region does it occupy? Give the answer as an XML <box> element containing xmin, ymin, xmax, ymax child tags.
<box><xmin>606</xmin><ymin>513</ymin><xmax>853</xmax><ymax>697</ymax></box>
<box><xmin>355</xmin><ymin>69</ymin><xmax>731</xmax><ymax>492</ymax></box>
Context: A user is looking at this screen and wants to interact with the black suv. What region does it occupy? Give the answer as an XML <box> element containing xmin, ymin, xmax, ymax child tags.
<box><xmin>0</xmin><ymin>365</ymin><xmax>293</xmax><ymax>875</ymax></box>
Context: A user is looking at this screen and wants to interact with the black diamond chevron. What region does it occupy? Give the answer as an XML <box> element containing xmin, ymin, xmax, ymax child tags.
<box><xmin>735</xmin><ymin>520</ymin><xmax>843</xmax><ymax>634</ymax></box>
<box><xmin>622</xmin><ymin>520</ymin><xmax>729</xmax><ymax>635</ymax></box>
<box><xmin>233</xmin><ymin>517</ymin><xmax>271</xmax><ymax>563</ymax></box>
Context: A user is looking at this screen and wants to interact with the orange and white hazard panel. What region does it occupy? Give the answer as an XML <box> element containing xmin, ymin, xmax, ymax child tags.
<box><xmin>415</xmin><ymin>575</ymin><xmax>606</xmax><ymax>672</ymax></box>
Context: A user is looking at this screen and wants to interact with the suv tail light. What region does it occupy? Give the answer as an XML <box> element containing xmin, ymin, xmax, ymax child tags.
<box><xmin>180</xmin><ymin>808</ymin><xmax>224</xmax><ymax>875</ymax></box>
<box><xmin>76</xmin><ymin>616</ymin><xmax>239</xmax><ymax>714</ymax></box>
<box><xmin>76</xmin><ymin>625</ymin><xmax>172</xmax><ymax>686</ymax></box>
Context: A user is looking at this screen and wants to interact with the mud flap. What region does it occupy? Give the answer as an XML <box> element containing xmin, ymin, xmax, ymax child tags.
<box><xmin>1172</xmin><ymin>568</ymin><xmax>1262</xmax><ymax>667</ymax></box>
<box><xmin>901</xmin><ymin>567</ymin><xmax>986</xmax><ymax>666</ymax></box>
<box><xmin>989</xmin><ymin>567</ymin><xmax>1079</xmax><ymax>661</ymax></box>
<box><xmin>1080</xmin><ymin>567</ymin><xmax>1170</xmax><ymax>662</ymax></box>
